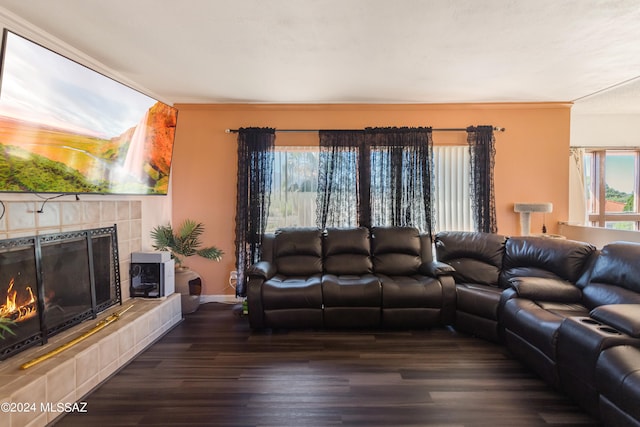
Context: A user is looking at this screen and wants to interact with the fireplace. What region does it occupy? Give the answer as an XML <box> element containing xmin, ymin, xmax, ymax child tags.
<box><xmin>0</xmin><ymin>225</ymin><xmax>121</xmax><ymax>360</ymax></box>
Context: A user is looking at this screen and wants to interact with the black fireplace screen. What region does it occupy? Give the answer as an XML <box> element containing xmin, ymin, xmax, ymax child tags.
<box><xmin>0</xmin><ymin>225</ymin><xmax>121</xmax><ymax>360</ymax></box>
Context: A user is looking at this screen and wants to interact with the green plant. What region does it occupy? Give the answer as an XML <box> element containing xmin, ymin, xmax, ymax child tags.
<box><xmin>0</xmin><ymin>316</ymin><xmax>16</xmax><ymax>340</ymax></box>
<box><xmin>150</xmin><ymin>219</ymin><xmax>223</xmax><ymax>268</ymax></box>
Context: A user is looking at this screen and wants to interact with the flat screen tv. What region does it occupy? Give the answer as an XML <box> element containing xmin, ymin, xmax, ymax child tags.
<box><xmin>0</xmin><ymin>30</ymin><xmax>178</xmax><ymax>195</ymax></box>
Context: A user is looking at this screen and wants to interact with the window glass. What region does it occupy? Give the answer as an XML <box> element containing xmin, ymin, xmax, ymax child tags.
<box><xmin>583</xmin><ymin>149</ymin><xmax>639</xmax><ymax>231</ymax></box>
<box><xmin>604</xmin><ymin>152</ymin><xmax>635</xmax><ymax>213</ymax></box>
<box><xmin>267</xmin><ymin>149</ymin><xmax>319</xmax><ymax>232</ymax></box>
<box><xmin>605</xmin><ymin>221</ymin><xmax>635</xmax><ymax>231</ymax></box>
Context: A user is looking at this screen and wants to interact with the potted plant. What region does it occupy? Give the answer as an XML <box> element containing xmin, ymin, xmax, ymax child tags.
<box><xmin>151</xmin><ymin>219</ymin><xmax>223</xmax><ymax>313</ymax></box>
<box><xmin>151</xmin><ymin>219</ymin><xmax>223</xmax><ymax>267</ymax></box>
<box><xmin>0</xmin><ymin>316</ymin><xmax>15</xmax><ymax>340</ymax></box>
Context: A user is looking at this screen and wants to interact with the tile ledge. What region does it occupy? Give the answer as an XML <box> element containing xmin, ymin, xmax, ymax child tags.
<box><xmin>0</xmin><ymin>293</ymin><xmax>182</xmax><ymax>427</ymax></box>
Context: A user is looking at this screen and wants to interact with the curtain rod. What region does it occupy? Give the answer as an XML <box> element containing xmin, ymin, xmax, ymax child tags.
<box><xmin>225</xmin><ymin>127</ymin><xmax>505</xmax><ymax>134</ymax></box>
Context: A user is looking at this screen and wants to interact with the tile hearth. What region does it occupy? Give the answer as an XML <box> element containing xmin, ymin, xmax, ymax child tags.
<box><xmin>0</xmin><ymin>294</ymin><xmax>181</xmax><ymax>427</ymax></box>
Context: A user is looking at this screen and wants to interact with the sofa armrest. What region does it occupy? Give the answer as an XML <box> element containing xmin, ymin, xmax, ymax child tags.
<box><xmin>591</xmin><ymin>304</ymin><xmax>640</xmax><ymax>338</ymax></box>
<box><xmin>507</xmin><ymin>277</ymin><xmax>582</xmax><ymax>302</ymax></box>
<box><xmin>246</xmin><ymin>276</ymin><xmax>265</xmax><ymax>329</ymax></box>
<box><xmin>246</xmin><ymin>261</ymin><xmax>275</xmax><ymax>329</ymax></box>
<box><xmin>247</xmin><ymin>261</ymin><xmax>277</xmax><ymax>280</ymax></box>
<box><xmin>420</xmin><ymin>261</ymin><xmax>456</xmax><ymax>277</ymax></box>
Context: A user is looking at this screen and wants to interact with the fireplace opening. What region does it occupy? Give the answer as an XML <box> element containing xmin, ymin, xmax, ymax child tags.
<box><xmin>0</xmin><ymin>226</ymin><xmax>121</xmax><ymax>360</ymax></box>
<box><xmin>41</xmin><ymin>237</ymin><xmax>93</xmax><ymax>335</ymax></box>
<box><xmin>0</xmin><ymin>243</ymin><xmax>41</xmax><ymax>354</ymax></box>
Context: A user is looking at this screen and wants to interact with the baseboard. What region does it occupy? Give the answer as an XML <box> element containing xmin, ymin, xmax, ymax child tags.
<box><xmin>200</xmin><ymin>294</ymin><xmax>241</xmax><ymax>304</ymax></box>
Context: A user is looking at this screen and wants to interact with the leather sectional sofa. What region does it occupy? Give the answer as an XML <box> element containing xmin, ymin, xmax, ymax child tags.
<box><xmin>435</xmin><ymin>231</ymin><xmax>640</xmax><ymax>426</ymax></box>
<box><xmin>247</xmin><ymin>226</ymin><xmax>455</xmax><ymax>330</ymax></box>
<box><xmin>247</xmin><ymin>227</ymin><xmax>640</xmax><ymax>426</ymax></box>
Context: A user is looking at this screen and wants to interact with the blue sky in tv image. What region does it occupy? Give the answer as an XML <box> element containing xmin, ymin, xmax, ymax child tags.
<box><xmin>0</xmin><ymin>30</ymin><xmax>156</xmax><ymax>138</ymax></box>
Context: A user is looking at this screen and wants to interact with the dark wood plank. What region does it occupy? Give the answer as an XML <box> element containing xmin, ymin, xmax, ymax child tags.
<box><xmin>54</xmin><ymin>303</ymin><xmax>600</xmax><ymax>426</ymax></box>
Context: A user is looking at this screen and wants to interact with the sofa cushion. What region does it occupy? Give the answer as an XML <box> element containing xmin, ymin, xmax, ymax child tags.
<box><xmin>371</xmin><ymin>226</ymin><xmax>422</xmax><ymax>275</ymax></box>
<box><xmin>502</xmin><ymin>298</ymin><xmax>589</xmax><ymax>360</ymax></box>
<box><xmin>590</xmin><ymin>304</ymin><xmax>640</xmax><ymax>338</ymax></box>
<box><xmin>322</xmin><ymin>274</ymin><xmax>381</xmax><ymax>307</ymax></box>
<box><xmin>322</xmin><ymin>273</ymin><xmax>382</xmax><ymax>328</ymax></box>
<box><xmin>500</xmin><ymin>236</ymin><xmax>595</xmax><ymax>287</ymax></box>
<box><xmin>580</xmin><ymin>242</ymin><xmax>640</xmax><ymax>308</ymax></box>
<box><xmin>324</xmin><ymin>227</ymin><xmax>372</xmax><ymax>275</ymax></box>
<box><xmin>435</xmin><ymin>231</ymin><xmax>506</xmax><ymax>287</ymax></box>
<box><xmin>379</xmin><ymin>275</ymin><xmax>443</xmax><ymax>309</ymax></box>
<box><xmin>507</xmin><ymin>277</ymin><xmax>583</xmax><ymax>303</ymax></box>
<box><xmin>273</xmin><ymin>228</ymin><xmax>323</xmax><ymax>276</ymax></box>
<box><xmin>262</xmin><ymin>275</ymin><xmax>323</xmax><ymax>310</ymax></box>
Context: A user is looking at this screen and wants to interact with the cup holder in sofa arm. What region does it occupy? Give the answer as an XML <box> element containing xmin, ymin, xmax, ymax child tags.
<box><xmin>590</xmin><ymin>304</ymin><xmax>640</xmax><ymax>338</ymax></box>
<box><xmin>598</xmin><ymin>326</ymin><xmax>622</xmax><ymax>335</ymax></box>
<box><xmin>574</xmin><ymin>318</ymin><xmax>621</xmax><ymax>336</ymax></box>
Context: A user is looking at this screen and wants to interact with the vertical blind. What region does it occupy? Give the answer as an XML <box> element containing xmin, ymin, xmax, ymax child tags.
<box><xmin>433</xmin><ymin>145</ymin><xmax>474</xmax><ymax>232</ymax></box>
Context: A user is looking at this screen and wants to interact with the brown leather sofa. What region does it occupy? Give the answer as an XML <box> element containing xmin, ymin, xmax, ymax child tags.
<box><xmin>434</xmin><ymin>232</ymin><xmax>640</xmax><ymax>426</ymax></box>
<box><xmin>248</xmin><ymin>228</ymin><xmax>640</xmax><ymax>426</ymax></box>
<box><xmin>500</xmin><ymin>240</ymin><xmax>640</xmax><ymax>420</ymax></box>
<box><xmin>246</xmin><ymin>226</ymin><xmax>456</xmax><ymax>330</ymax></box>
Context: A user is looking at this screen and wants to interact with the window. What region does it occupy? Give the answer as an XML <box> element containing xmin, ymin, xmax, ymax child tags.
<box><xmin>266</xmin><ymin>145</ymin><xmax>473</xmax><ymax>232</ymax></box>
<box><xmin>266</xmin><ymin>148</ymin><xmax>319</xmax><ymax>232</ymax></box>
<box><xmin>584</xmin><ymin>149</ymin><xmax>640</xmax><ymax>230</ymax></box>
<box><xmin>433</xmin><ymin>145</ymin><xmax>474</xmax><ymax>232</ymax></box>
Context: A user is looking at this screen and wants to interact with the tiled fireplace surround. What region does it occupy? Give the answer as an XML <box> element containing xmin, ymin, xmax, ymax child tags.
<box><xmin>0</xmin><ymin>200</ymin><xmax>182</xmax><ymax>427</ymax></box>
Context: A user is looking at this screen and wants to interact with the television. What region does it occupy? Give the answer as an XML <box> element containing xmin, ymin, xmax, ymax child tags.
<box><xmin>0</xmin><ymin>29</ymin><xmax>178</xmax><ymax>195</ymax></box>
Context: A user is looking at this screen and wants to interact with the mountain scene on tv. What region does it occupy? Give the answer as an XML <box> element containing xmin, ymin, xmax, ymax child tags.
<box><xmin>0</xmin><ymin>31</ymin><xmax>177</xmax><ymax>195</ymax></box>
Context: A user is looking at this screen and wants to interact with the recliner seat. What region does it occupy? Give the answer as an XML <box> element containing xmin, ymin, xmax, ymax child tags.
<box><xmin>499</xmin><ymin>236</ymin><xmax>596</xmax><ymax>387</ymax></box>
<box><xmin>374</xmin><ymin>227</ymin><xmax>455</xmax><ymax>328</ymax></box>
<box><xmin>435</xmin><ymin>231</ymin><xmax>507</xmax><ymax>342</ymax></box>
<box><xmin>247</xmin><ymin>228</ymin><xmax>324</xmax><ymax>329</ymax></box>
<box><xmin>322</xmin><ymin>227</ymin><xmax>381</xmax><ymax>328</ymax></box>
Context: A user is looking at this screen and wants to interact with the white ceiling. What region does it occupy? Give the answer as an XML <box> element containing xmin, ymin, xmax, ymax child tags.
<box><xmin>0</xmin><ymin>0</ymin><xmax>639</xmax><ymax>112</ymax></box>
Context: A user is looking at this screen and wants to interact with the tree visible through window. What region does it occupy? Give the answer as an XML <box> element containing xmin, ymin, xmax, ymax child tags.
<box><xmin>584</xmin><ymin>149</ymin><xmax>640</xmax><ymax>230</ymax></box>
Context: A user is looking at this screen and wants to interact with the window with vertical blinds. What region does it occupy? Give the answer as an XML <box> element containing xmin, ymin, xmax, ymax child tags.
<box><xmin>266</xmin><ymin>145</ymin><xmax>474</xmax><ymax>233</ymax></box>
<box><xmin>433</xmin><ymin>145</ymin><xmax>474</xmax><ymax>232</ymax></box>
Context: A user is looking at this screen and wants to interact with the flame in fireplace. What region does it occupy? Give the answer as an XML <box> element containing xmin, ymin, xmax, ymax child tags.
<box><xmin>1</xmin><ymin>278</ymin><xmax>37</xmax><ymax>322</ymax></box>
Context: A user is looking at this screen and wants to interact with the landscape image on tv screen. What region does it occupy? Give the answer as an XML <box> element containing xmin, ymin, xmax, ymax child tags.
<box><xmin>0</xmin><ymin>30</ymin><xmax>178</xmax><ymax>195</ymax></box>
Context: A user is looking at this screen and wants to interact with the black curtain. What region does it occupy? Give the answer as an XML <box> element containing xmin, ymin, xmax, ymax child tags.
<box><xmin>365</xmin><ymin>127</ymin><xmax>435</xmax><ymax>236</ymax></box>
<box><xmin>234</xmin><ymin>127</ymin><xmax>275</xmax><ymax>297</ymax></box>
<box><xmin>467</xmin><ymin>125</ymin><xmax>497</xmax><ymax>233</ymax></box>
<box><xmin>316</xmin><ymin>130</ymin><xmax>364</xmax><ymax>229</ymax></box>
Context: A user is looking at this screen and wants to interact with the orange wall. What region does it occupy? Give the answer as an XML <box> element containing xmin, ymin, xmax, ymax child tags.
<box><xmin>171</xmin><ymin>103</ymin><xmax>571</xmax><ymax>296</ymax></box>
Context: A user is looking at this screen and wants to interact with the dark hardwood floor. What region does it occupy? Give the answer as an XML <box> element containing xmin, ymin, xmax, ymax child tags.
<box><xmin>55</xmin><ymin>303</ymin><xmax>599</xmax><ymax>426</ymax></box>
